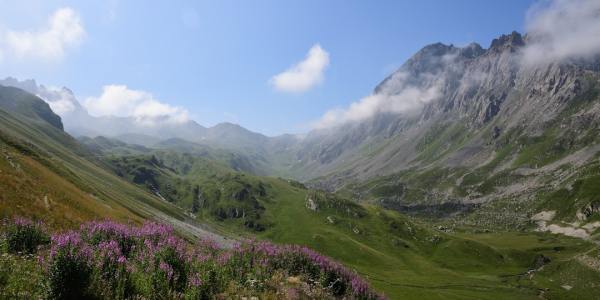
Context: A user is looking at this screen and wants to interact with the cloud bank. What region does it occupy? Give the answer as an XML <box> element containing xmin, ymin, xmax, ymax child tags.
<box><xmin>84</xmin><ymin>85</ymin><xmax>189</xmax><ymax>126</ymax></box>
<box><xmin>0</xmin><ymin>7</ymin><xmax>85</xmax><ymax>62</ymax></box>
<box><xmin>37</xmin><ymin>87</ymin><xmax>77</xmax><ymax>115</ymax></box>
<box><xmin>270</xmin><ymin>44</ymin><xmax>329</xmax><ymax>93</ymax></box>
<box><xmin>314</xmin><ymin>72</ymin><xmax>442</xmax><ymax>129</ymax></box>
<box><xmin>522</xmin><ymin>0</ymin><xmax>600</xmax><ymax>65</ymax></box>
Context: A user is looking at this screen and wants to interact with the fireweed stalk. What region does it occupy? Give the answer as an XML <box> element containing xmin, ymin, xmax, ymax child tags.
<box><xmin>3</xmin><ymin>218</ymin><xmax>385</xmax><ymax>299</ymax></box>
<box><xmin>2</xmin><ymin>216</ymin><xmax>49</xmax><ymax>254</ymax></box>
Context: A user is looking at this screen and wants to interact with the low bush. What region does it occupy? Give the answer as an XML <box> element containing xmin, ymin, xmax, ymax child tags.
<box><xmin>47</xmin><ymin>232</ymin><xmax>93</xmax><ymax>299</ymax></box>
<box><xmin>3</xmin><ymin>217</ymin><xmax>49</xmax><ymax>254</ymax></box>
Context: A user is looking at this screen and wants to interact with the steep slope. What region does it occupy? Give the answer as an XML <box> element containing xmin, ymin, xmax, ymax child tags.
<box><xmin>0</xmin><ymin>85</ymin><xmax>225</xmax><ymax>242</ymax></box>
<box><xmin>276</xmin><ymin>32</ymin><xmax>600</xmax><ymax>233</ymax></box>
<box><xmin>289</xmin><ymin>33</ymin><xmax>553</xmax><ymax>180</ymax></box>
<box><xmin>95</xmin><ymin>150</ymin><xmax>277</xmax><ymax>232</ymax></box>
<box><xmin>0</xmin><ymin>86</ymin><xmax>64</xmax><ymax>130</ymax></box>
<box><xmin>275</xmin><ymin>42</ymin><xmax>485</xmax><ymax>180</ymax></box>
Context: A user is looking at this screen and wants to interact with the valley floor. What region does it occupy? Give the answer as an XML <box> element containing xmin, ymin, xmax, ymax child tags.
<box><xmin>200</xmin><ymin>179</ymin><xmax>600</xmax><ymax>299</ymax></box>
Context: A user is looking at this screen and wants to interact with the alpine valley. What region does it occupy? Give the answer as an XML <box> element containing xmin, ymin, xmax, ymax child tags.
<box><xmin>2</xmin><ymin>28</ymin><xmax>600</xmax><ymax>299</ymax></box>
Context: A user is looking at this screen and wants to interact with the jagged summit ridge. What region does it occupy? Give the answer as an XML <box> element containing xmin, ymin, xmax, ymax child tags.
<box><xmin>489</xmin><ymin>31</ymin><xmax>524</xmax><ymax>52</ymax></box>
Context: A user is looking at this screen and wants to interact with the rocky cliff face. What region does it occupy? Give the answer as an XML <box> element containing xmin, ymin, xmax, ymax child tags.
<box><xmin>275</xmin><ymin>32</ymin><xmax>600</xmax><ymax>232</ymax></box>
<box><xmin>289</xmin><ymin>31</ymin><xmax>600</xmax><ymax>211</ymax></box>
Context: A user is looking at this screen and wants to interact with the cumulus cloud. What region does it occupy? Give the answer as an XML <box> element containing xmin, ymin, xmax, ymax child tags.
<box><xmin>270</xmin><ymin>44</ymin><xmax>329</xmax><ymax>93</ymax></box>
<box><xmin>522</xmin><ymin>0</ymin><xmax>600</xmax><ymax>65</ymax></box>
<box><xmin>0</xmin><ymin>7</ymin><xmax>85</xmax><ymax>62</ymax></box>
<box><xmin>38</xmin><ymin>87</ymin><xmax>77</xmax><ymax>115</ymax></box>
<box><xmin>84</xmin><ymin>85</ymin><xmax>189</xmax><ymax>126</ymax></box>
<box><xmin>313</xmin><ymin>72</ymin><xmax>442</xmax><ymax>129</ymax></box>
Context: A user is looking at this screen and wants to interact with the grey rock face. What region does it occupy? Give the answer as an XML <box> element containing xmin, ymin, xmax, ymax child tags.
<box><xmin>287</xmin><ymin>31</ymin><xmax>600</xmax><ymax>189</ymax></box>
<box><xmin>306</xmin><ymin>197</ymin><xmax>319</xmax><ymax>211</ymax></box>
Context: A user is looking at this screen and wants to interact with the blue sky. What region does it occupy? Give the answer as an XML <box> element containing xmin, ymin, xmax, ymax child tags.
<box><xmin>0</xmin><ymin>0</ymin><xmax>536</xmax><ymax>135</ymax></box>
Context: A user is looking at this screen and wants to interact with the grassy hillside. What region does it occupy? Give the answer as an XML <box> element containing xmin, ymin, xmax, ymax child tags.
<box><xmin>94</xmin><ymin>150</ymin><xmax>600</xmax><ymax>299</ymax></box>
<box><xmin>98</xmin><ymin>151</ymin><xmax>274</xmax><ymax>232</ymax></box>
<box><xmin>205</xmin><ymin>177</ymin><xmax>599</xmax><ymax>299</ymax></box>
<box><xmin>0</xmin><ymin>86</ymin><xmax>223</xmax><ymax>241</ymax></box>
<box><xmin>339</xmin><ymin>97</ymin><xmax>600</xmax><ymax>232</ymax></box>
<box><xmin>251</xmin><ymin>179</ymin><xmax>599</xmax><ymax>299</ymax></box>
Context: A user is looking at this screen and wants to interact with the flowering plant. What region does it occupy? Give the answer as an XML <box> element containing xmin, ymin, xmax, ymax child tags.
<box><xmin>3</xmin><ymin>217</ymin><xmax>49</xmax><ymax>254</ymax></box>
<box><xmin>3</xmin><ymin>218</ymin><xmax>385</xmax><ymax>299</ymax></box>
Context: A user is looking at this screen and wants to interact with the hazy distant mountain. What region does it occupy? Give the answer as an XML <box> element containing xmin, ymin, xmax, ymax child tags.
<box><xmin>0</xmin><ymin>77</ymin><xmax>279</xmax><ymax>154</ymax></box>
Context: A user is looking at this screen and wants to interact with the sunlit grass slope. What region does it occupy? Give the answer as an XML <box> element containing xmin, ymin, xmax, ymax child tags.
<box><xmin>0</xmin><ymin>86</ymin><xmax>205</xmax><ymax>235</ymax></box>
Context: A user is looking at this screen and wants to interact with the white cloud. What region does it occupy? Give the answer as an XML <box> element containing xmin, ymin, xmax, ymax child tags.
<box><xmin>270</xmin><ymin>44</ymin><xmax>329</xmax><ymax>93</ymax></box>
<box><xmin>0</xmin><ymin>7</ymin><xmax>85</xmax><ymax>62</ymax></box>
<box><xmin>314</xmin><ymin>72</ymin><xmax>442</xmax><ymax>129</ymax></box>
<box><xmin>84</xmin><ymin>85</ymin><xmax>189</xmax><ymax>126</ymax></box>
<box><xmin>522</xmin><ymin>0</ymin><xmax>600</xmax><ymax>65</ymax></box>
<box><xmin>40</xmin><ymin>87</ymin><xmax>77</xmax><ymax>115</ymax></box>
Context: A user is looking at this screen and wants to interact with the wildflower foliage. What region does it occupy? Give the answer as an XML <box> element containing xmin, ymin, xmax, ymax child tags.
<box><xmin>1</xmin><ymin>217</ymin><xmax>385</xmax><ymax>299</ymax></box>
<box><xmin>2</xmin><ymin>217</ymin><xmax>49</xmax><ymax>254</ymax></box>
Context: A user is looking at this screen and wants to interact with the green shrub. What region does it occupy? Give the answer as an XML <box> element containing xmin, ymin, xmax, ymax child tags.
<box><xmin>4</xmin><ymin>217</ymin><xmax>49</xmax><ymax>254</ymax></box>
<box><xmin>47</xmin><ymin>232</ymin><xmax>93</xmax><ymax>299</ymax></box>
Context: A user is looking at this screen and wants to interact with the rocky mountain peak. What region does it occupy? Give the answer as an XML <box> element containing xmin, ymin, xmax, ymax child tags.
<box><xmin>459</xmin><ymin>42</ymin><xmax>485</xmax><ymax>59</ymax></box>
<box><xmin>408</xmin><ymin>42</ymin><xmax>484</xmax><ymax>63</ymax></box>
<box><xmin>415</xmin><ymin>42</ymin><xmax>457</xmax><ymax>57</ymax></box>
<box><xmin>0</xmin><ymin>77</ymin><xmax>38</xmax><ymax>91</ymax></box>
<box><xmin>489</xmin><ymin>31</ymin><xmax>524</xmax><ymax>53</ymax></box>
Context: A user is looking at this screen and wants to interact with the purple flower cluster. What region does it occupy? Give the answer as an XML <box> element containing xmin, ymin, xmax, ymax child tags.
<box><xmin>5</xmin><ymin>218</ymin><xmax>384</xmax><ymax>299</ymax></box>
<box><xmin>49</xmin><ymin>231</ymin><xmax>93</xmax><ymax>262</ymax></box>
<box><xmin>41</xmin><ymin>220</ymin><xmax>192</xmax><ymax>298</ymax></box>
<box><xmin>188</xmin><ymin>272</ymin><xmax>203</xmax><ymax>287</ymax></box>
<box><xmin>227</xmin><ymin>240</ymin><xmax>386</xmax><ymax>299</ymax></box>
<box><xmin>46</xmin><ymin>231</ymin><xmax>94</xmax><ymax>298</ymax></box>
<box><xmin>96</xmin><ymin>240</ymin><xmax>126</xmax><ymax>266</ymax></box>
<box><xmin>3</xmin><ymin>216</ymin><xmax>49</xmax><ymax>254</ymax></box>
<box><xmin>12</xmin><ymin>216</ymin><xmax>34</xmax><ymax>227</ymax></box>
